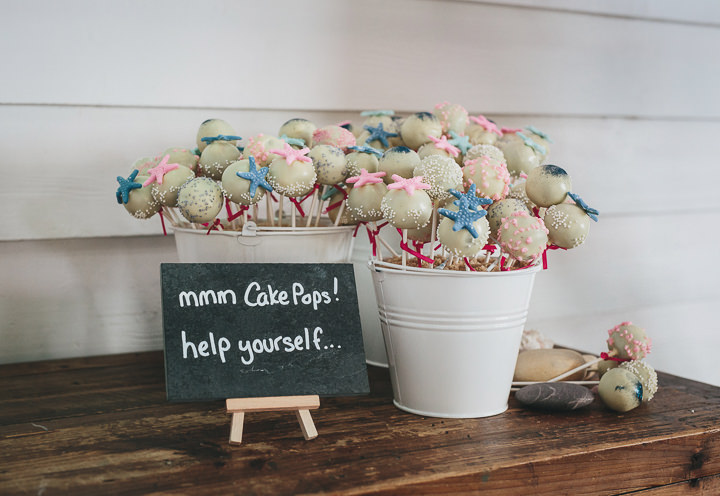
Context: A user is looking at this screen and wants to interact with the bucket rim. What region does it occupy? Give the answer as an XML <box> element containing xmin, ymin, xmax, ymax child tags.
<box><xmin>368</xmin><ymin>258</ymin><xmax>542</xmax><ymax>278</ymax></box>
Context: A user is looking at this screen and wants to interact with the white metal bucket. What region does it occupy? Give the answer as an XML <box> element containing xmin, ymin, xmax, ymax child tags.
<box><xmin>173</xmin><ymin>222</ymin><xmax>355</xmax><ymax>263</ymax></box>
<box><xmin>369</xmin><ymin>260</ymin><xmax>541</xmax><ymax>418</ymax></box>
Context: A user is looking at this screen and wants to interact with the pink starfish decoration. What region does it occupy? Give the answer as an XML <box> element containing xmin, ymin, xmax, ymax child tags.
<box><xmin>387</xmin><ymin>174</ymin><xmax>431</xmax><ymax>196</ymax></box>
<box><xmin>469</xmin><ymin>115</ymin><xmax>502</xmax><ymax>136</ymax></box>
<box><xmin>427</xmin><ymin>135</ymin><xmax>460</xmax><ymax>157</ymax></box>
<box><xmin>142</xmin><ymin>155</ymin><xmax>180</xmax><ymax>186</ymax></box>
<box><xmin>269</xmin><ymin>142</ymin><xmax>312</xmax><ymax>164</ymax></box>
<box><xmin>346</xmin><ymin>169</ymin><xmax>386</xmax><ymax>188</ymax></box>
<box><xmin>501</xmin><ymin>126</ymin><xmax>522</xmax><ymax>134</ymax></box>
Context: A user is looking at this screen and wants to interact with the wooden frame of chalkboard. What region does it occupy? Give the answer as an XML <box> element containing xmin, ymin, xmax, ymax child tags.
<box><xmin>160</xmin><ymin>263</ymin><xmax>370</xmax><ymax>402</ymax></box>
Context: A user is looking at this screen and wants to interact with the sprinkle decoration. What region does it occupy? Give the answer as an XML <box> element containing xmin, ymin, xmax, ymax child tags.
<box><xmin>438</xmin><ymin>204</ymin><xmax>487</xmax><ymax>238</ymax></box>
<box><xmin>427</xmin><ymin>135</ymin><xmax>461</xmax><ymax>157</ymax></box>
<box><xmin>516</xmin><ymin>132</ymin><xmax>547</xmax><ymax>156</ymax></box>
<box><xmin>469</xmin><ymin>115</ymin><xmax>502</xmax><ymax>136</ymax></box>
<box><xmin>142</xmin><ymin>155</ymin><xmax>180</xmax><ymax>187</ymax></box>
<box><xmin>201</xmin><ymin>134</ymin><xmax>242</xmax><ymax>144</ymax></box>
<box><xmin>396</xmin><ymin>228</ymin><xmax>434</xmax><ymax>264</ymax></box>
<box><xmin>362</xmin><ymin>123</ymin><xmax>398</xmax><ymax>148</ymax></box>
<box><xmin>449</xmin><ymin>183</ymin><xmax>493</xmax><ymax>211</ymax></box>
<box><xmin>116</xmin><ymin>169</ymin><xmax>142</xmax><ymax>204</ymax></box>
<box><xmin>236</xmin><ymin>156</ymin><xmax>273</xmax><ymax>197</ymax></box>
<box><xmin>279</xmin><ymin>134</ymin><xmax>306</xmax><ymax>147</ymax></box>
<box><xmin>525</xmin><ymin>125</ymin><xmax>554</xmax><ymax>143</ymax></box>
<box><xmin>387</xmin><ymin>175</ymin><xmax>431</xmax><ymax>196</ymax></box>
<box><xmin>448</xmin><ymin>131</ymin><xmax>473</xmax><ymax>154</ymax></box>
<box><xmin>568</xmin><ymin>192</ymin><xmax>599</xmax><ymax>222</ymax></box>
<box><xmin>269</xmin><ymin>142</ymin><xmax>312</xmax><ymax>164</ymax></box>
<box><xmin>361</xmin><ymin>110</ymin><xmax>395</xmax><ymax>117</ymax></box>
<box><xmin>346</xmin><ymin>169</ymin><xmax>386</xmax><ymax>188</ymax></box>
<box><xmin>347</xmin><ymin>145</ymin><xmax>384</xmax><ymax>158</ymax></box>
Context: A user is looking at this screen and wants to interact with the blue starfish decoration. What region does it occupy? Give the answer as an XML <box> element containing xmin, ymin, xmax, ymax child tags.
<box><xmin>449</xmin><ymin>184</ymin><xmax>493</xmax><ymax>211</ymax></box>
<box><xmin>361</xmin><ymin>110</ymin><xmax>395</xmax><ymax>117</ymax></box>
<box><xmin>448</xmin><ymin>131</ymin><xmax>473</xmax><ymax>155</ymax></box>
<box><xmin>116</xmin><ymin>169</ymin><xmax>142</xmax><ymax>204</ymax></box>
<box><xmin>438</xmin><ymin>204</ymin><xmax>487</xmax><ymax>238</ymax></box>
<box><xmin>279</xmin><ymin>134</ymin><xmax>306</xmax><ymax>147</ymax></box>
<box><xmin>516</xmin><ymin>132</ymin><xmax>547</xmax><ymax>156</ymax></box>
<box><xmin>348</xmin><ymin>145</ymin><xmax>384</xmax><ymax>158</ymax></box>
<box><xmin>568</xmin><ymin>192</ymin><xmax>599</xmax><ymax>222</ymax></box>
<box><xmin>201</xmin><ymin>134</ymin><xmax>243</xmax><ymax>144</ymax></box>
<box><xmin>363</xmin><ymin>122</ymin><xmax>398</xmax><ymax>148</ymax></box>
<box><xmin>236</xmin><ymin>156</ymin><xmax>272</xmax><ymax>197</ymax></box>
<box><xmin>525</xmin><ymin>125</ymin><xmax>553</xmax><ymax>144</ymax></box>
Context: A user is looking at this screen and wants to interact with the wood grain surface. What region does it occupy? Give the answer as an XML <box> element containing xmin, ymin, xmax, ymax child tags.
<box><xmin>1</xmin><ymin>352</ymin><xmax>718</xmax><ymax>495</ymax></box>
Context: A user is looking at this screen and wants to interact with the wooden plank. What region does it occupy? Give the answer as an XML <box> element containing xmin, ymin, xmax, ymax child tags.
<box><xmin>3</xmin><ymin>104</ymin><xmax>719</xmax><ymax>241</ymax></box>
<box><xmin>226</xmin><ymin>396</ymin><xmax>320</xmax><ymax>412</ymax></box>
<box><xmin>2</xmin><ymin>0</ymin><xmax>720</xmax><ymax>118</ymax></box>
<box><xmin>0</xmin><ymin>353</ymin><xmax>719</xmax><ymax>495</ymax></box>
<box><xmin>625</xmin><ymin>473</ymin><xmax>720</xmax><ymax>494</ymax></box>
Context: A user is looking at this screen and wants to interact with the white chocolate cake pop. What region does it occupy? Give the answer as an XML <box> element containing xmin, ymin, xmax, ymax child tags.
<box><xmin>146</xmin><ymin>160</ymin><xmax>195</xmax><ymax>207</ymax></box>
<box><xmin>308</xmin><ymin>144</ymin><xmax>347</xmax><ymax>186</ymax></box>
<box><xmin>407</xmin><ymin>221</ymin><xmax>433</xmax><ymax>243</ymax></box>
<box><xmin>198</xmin><ymin>140</ymin><xmax>241</xmax><ymax>180</ymax></box>
<box><xmin>462</xmin><ymin>150</ymin><xmax>511</xmax><ymax>202</ymax></box>
<box><xmin>116</xmin><ymin>170</ymin><xmax>160</xmax><ymax>220</ymax></box>
<box><xmin>379</xmin><ymin>146</ymin><xmax>420</xmax><ymax>184</ymax></box>
<box><xmin>607</xmin><ymin>322</ymin><xmax>651</xmax><ymax>361</ymax></box>
<box><xmin>400</xmin><ymin>112</ymin><xmax>442</xmax><ymax>150</ymax></box>
<box><xmin>162</xmin><ymin>147</ymin><xmax>199</xmax><ymax>172</ymax></box>
<box><xmin>221</xmin><ymin>156</ymin><xmax>272</xmax><ymax>206</ymax></box>
<box><xmin>525</xmin><ymin>164</ymin><xmax>572</xmax><ymax>208</ymax></box>
<box><xmin>132</xmin><ymin>156</ymin><xmax>159</xmax><ymax>175</ymax></box>
<box><xmin>464</xmin><ymin>143</ymin><xmax>505</xmax><ymax>165</ymax></box>
<box><xmin>278</xmin><ymin>118</ymin><xmax>316</xmax><ymax>148</ymax></box>
<box><xmin>619</xmin><ymin>361</ymin><xmax>658</xmax><ymax>402</ymax></box>
<box><xmin>266</xmin><ymin>143</ymin><xmax>317</xmax><ymax>198</ymax></box>
<box><xmin>413</xmin><ymin>155</ymin><xmax>463</xmax><ymax>203</ymax></box>
<box><xmin>507</xmin><ymin>178</ymin><xmax>536</xmax><ymax>211</ymax></box>
<box><xmin>524</xmin><ymin>125</ymin><xmax>553</xmax><ymax>161</ymax></box>
<box><xmin>357</xmin><ymin>121</ymin><xmax>401</xmax><ymax>151</ymax></box>
<box><xmin>381</xmin><ymin>175</ymin><xmax>433</xmax><ymax>229</ymax></box>
<box><xmin>345</xmin><ymin>169</ymin><xmax>387</xmax><ymax>222</ymax></box>
<box><xmin>243</xmin><ymin>134</ymin><xmax>286</xmax><ymax>167</ymax></box>
<box><xmin>496</xmin><ymin>132</ymin><xmax>543</xmax><ymax>178</ymax></box>
<box><xmin>346</xmin><ymin>146</ymin><xmax>382</xmax><ymax>178</ymax></box>
<box><xmin>465</xmin><ymin>115</ymin><xmax>502</xmax><ymax>146</ymax></box>
<box><xmin>543</xmin><ymin>203</ymin><xmax>590</xmax><ymax>248</ymax></box>
<box><xmin>196</xmin><ymin>119</ymin><xmax>237</xmax><ymax>152</ymax></box>
<box><xmin>598</xmin><ymin>368</ymin><xmax>644</xmax><ymax>412</ymax></box>
<box><xmin>437</xmin><ymin>203</ymin><xmax>491</xmax><ymax>258</ymax></box>
<box><xmin>418</xmin><ymin>135</ymin><xmax>463</xmax><ymax>165</ymax></box>
<box><xmin>486</xmin><ymin>198</ymin><xmax>531</xmax><ymax>239</ymax></box>
<box><xmin>176</xmin><ymin>177</ymin><xmax>224</xmax><ymax>224</ymax></box>
<box><xmin>433</xmin><ymin>102</ymin><xmax>469</xmax><ymax>136</ymax></box>
<box><xmin>312</xmin><ymin>125</ymin><xmax>356</xmax><ymax>152</ymax></box>
<box><xmin>497</xmin><ymin>211</ymin><xmax>549</xmax><ymax>263</ymax></box>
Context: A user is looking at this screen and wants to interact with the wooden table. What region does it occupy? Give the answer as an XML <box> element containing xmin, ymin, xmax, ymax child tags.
<box><xmin>1</xmin><ymin>352</ymin><xmax>718</xmax><ymax>495</ymax></box>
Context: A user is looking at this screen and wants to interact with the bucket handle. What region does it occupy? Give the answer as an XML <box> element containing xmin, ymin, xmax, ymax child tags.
<box><xmin>237</xmin><ymin>221</ymin><xmax>263</xmax><ymax>246</ymax></box>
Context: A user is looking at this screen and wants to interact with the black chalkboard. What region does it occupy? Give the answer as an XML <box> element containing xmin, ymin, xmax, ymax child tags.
<box><xmin>160</xmin><ymin>263</ymin><xmax>369</xmax><ymax>401</ymax></box>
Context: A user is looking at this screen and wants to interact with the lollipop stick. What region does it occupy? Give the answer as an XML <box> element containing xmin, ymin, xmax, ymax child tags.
<box><xmin>547</xmin><ymin>350</ymin><xmax>617</xmax><ymax>383</ymax></box>
<box><xmin>305</xmin><ymin>189</ymin><xmax>318</xmax><ymax>227</ymax></box>
<box><xmin>429</xmin><ymin>207</ymin><xmax>438</xmax><ymax>258</ymax></box>
<box><xmin>401</xmin><ymin>229</ymin><xmax>407</xmax><ymax>268</ymax></box>
<box><xmin>333</xmin><ymin>201</ymin><xmax>345</xmax><ymax>227</ymax></box>
<box><xmin>376</xmin><ymin>235</ymin><xmax>400</xmax><ymax>258</ymax></box>
<box><xmin>315</xmin><ymin>186</ymin><xmax>326</xmax><ymax>227</ymax></box>
<box><xmin>278</xmin><ymin>196</ymin><xmax>284</xmax><ymax>227</ymax></box>
<box><xmin>291</xmin><ymin>203</ymin><xmax>296</xmax><ymax>229</ymax></box>
<box><xmin>265</xmin><ymin>195</ymin><xmax>273</xmax><ymax>226</ymax></box>
<box><xmin>253</xmin><ymin>204</ymin><xmax>259</xmax><ymax>224</ymax></box>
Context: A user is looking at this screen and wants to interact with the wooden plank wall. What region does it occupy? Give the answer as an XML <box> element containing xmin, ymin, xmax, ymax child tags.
<box><xmin>1</xmin><ymin>0</ymin><xmax>719</xmax><ymax>385</ymax></box>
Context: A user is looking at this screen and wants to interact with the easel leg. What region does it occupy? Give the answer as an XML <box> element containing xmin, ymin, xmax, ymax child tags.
<box><xmin>295</xmin><ymin>409</ymin><xmax>318</xmax><ymax>440</ymax></box>
<box><xmin>229</xmin><ymin>411</ymin><xmax>245</xmax><ymax>445</ymax></box>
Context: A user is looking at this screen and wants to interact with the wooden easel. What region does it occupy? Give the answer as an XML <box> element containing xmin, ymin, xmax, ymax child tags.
<box><xmin>226</xmin><ymin>395</ymin><xmax>320</xmax><ymax>445</ymax></box>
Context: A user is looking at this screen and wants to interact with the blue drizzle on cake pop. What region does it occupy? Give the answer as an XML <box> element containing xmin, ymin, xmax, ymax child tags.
<box><xmin>541</xmin><ymin>164</ymin><xmax>568</xmax><ymax>176</ymax></box>
<box><xmin>348</xmin><ymin>145</ymin><xmax>384</xmax><ymax>158</ymax></box>
<box><xmin>116</xmin><ymin>169</ymin><xmax>142</xmax><ymax>204</ymax></box>
<box><xmin>449</xmin><ymin>184</ymin><xmax>493</xmax><ymax>211</ymax></box>
<box><xmin>448</xmin><ymin>131</ymin><xmax>473</xmax><ymax>154</ymax></box>
<box><xmin>516</xmin><ymin>132</ymin><xmax>547</xmax><ymax>156</ymax></box>
<box><xmin>236</xmin><ymin>156</ymin><xmax>272</xmax><ymax>197</ymax></box>
<box><xmin>387</xmin><ymin>146</ymin><xmax>412</xmax><ymax>154</ymax></box>
<box><xmin>201</xmin><ymin>134</ymin><xmax>243</xmax><ymax>144</ymax></box>
<box><xmin>415</xmin><ymin>111</ymin><xmax>435</xmax><ymax>120</ymax></box>
<box><xmin>438</xmin><ymin>204</ymin><xmax>487</xmax><ymax>238</ymax></box>
<box><xmin>363</xmin><ymin>123</ymin><xmax>398</xmax><ymax>148</ymax></box>
<box><xmin>361</xmin><ymin>110</ymin><xmax>395</xmax><ymax>117</ymax></box>
<box><xmin>279</xmin><ymin>134</ymin><xmax>306</xmax><ymax>147</ymax></box>
<box><xmin>568</xmin><ymin>192</ymin><xmax>599</xmax><ymax>222</ymax></box>
<box><xmin>525</xmin><ymin>125</ymin><xmax>554</xmax><ymax>144</ymax></box>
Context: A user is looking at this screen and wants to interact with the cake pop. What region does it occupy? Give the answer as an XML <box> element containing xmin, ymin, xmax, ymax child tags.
<box><xmin>381</xmin><ymin>175</ymin><xmax>433</xmax><ymax>230</ymax></box>
<box><xmin>486</xmin><ymin>198</ymin><xmax>531</xmax><ymax>239</ymax></box>
<box><xmin>378</xmin><ymin>146</ymin><xmax>420</xmax><ymax>184</ymax></box>
<box><xmin>413</xmin><ymin>155</ymin><xmax>463</xmax><ymax>203</ymax></box>
<box><xmin>433</xmin><ymin>102</ymin><xmax>469</xmax><ymax>136</ymax></box>
<box><xmin>176</xmin><ymin>177</ymin><xmax>224</xmax><ymax>224</ymax></box>
<box><xmin>524</xmin><ymin>125</ymin><xmax>552</xmax><ymax>161</ymax></box>
<box><xmin>198</xmin><ymin>138</ymin><xmax>242</xmax><ymax>180</ymax></box>
<box><xmin>400</xmin><ymin>112</ymin><xmax>442</xmax><ymax>150</ymax></box>
<box><xmin>345</xmin><ymin>169</ymin><xmax>387</xmax><ymax>223</ymax></box>
<box><xmin>162</xmin><ymin>147</ymin><xmax>199</xmax><ymax>172</ymax></box>
<box><xmin>196</xmin><ymin>119</ymin><xmax>237</xmax><ymax>152</ymax></box>
<box><xmin>496</xmin><ymin>132</ymin><xmax>543</xmax><ymax>178</ymax></box>
<box><xmin>418</xmin><ymin>135</ymin><xmax>462</xmax><ymax>165</ymax></box>
<box><xmin>357</xmin><ymin>122</ymin><xmax>400</xmax><ymax>151</ymax></box>
<box><xmin>267</xmin><ymin>142</ymin><xmax>317</xmax><ymax>198</ymax></box>
<box><xmin>346</xmin><ymin>145</ymin><xmax>383</xmax><ymax>178</ymax></box>
<box><xmin>221</xmin><ymin>156</ymin><xmax>272</xmax><ymax>206</ymax></box>
<box><xmin>312</xmin><ymin>125</ymin><xmax>356</xmax><ymax>152</ymax></box>
<box><xmin>462</xmin><ymin>150</ymin><xmax>511</xmax><ymax>202</ymax></box>
<box><xmin>437</xmin><ymin>203</ymin><xmax>490</xmax><ymax>258</ymax></box>
<box><xmin>525</xmin><ymin>164</ymin><xmax>572</xmax><ymax>208</ymax></box>
<box><xmin>243</xmin><ymin>134</ymin><xmax>287</xmax><ymax>167</ymax></box>
<box><xmin>607</xmin><ymin>322</ymin><xmax>651</xmax><ymax>361</ymax></box>
<box><xmin>308</xmin><ymin>145</ymin><xmax>347</xmax><ymax>186</ymax></box>
<box><xmin>117</xmin><ymin>170</ymin><xmax>160</xmax><ymax>220</ymax></box>
<box><xmin>278</xmin><ymin>118</ymin><xmax>316</xmax><ymax>149</ymax></box>
<box><xmin>619</xmin><ymin>361</ymin><xmax>658</xmax><ymax>402</ymax></box>
<box><xmin>465</xmin><ymin>115</ymin><xmax>502</xmax><ymax>146</ymax></box>
<box><xmin>598</xmin><ymin>368</ymin><xmax>644</xmax><ymax>412</ymax></box>
<box><xmin>497</xmin><ymin>211</ymin><xmax>549</xmax><ymax>263</ymax></box>
<box><xmin>145</xmin><ymin>158</ymin><xmax>195</xmax><ymax>207</ymax></box>
<box><xmin>543</xmin><ymin>203</ymin><xmax>591</xmax><ymax>249</ymax></box>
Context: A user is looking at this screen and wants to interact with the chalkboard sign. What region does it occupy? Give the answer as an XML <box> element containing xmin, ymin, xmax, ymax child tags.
<box><xmin>161</xmin><ymin>263</ymin><xmax>369</xmax><ymax>401</ymax></box>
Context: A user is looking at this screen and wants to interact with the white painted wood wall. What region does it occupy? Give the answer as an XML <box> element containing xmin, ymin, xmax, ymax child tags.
<box><xmin>2</xmin><ymin>0</ymin><xmax>719</xmax><ymax>386</ymax></box>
